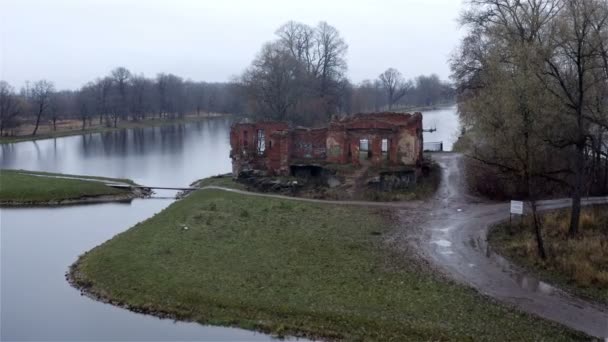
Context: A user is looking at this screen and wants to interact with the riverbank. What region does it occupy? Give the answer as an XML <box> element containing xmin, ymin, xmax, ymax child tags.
<box><xmin>489</xmin><ymin>205</ymin><xmax>608</xmax><ymax>305</ymax></box>
<box><xmin>0</xmin><ymin>170</ymin><xmax>148</xmax><ymax>206</ymax></box>
<box><xmin>69</xmin><ymin>186</ymin><xmax>584</xmax><ymax>341</ymax></box>
<box><xmin>0</xmin><ymin>113</ymin><xmax>227</xmax><ymax>144</ymax></box>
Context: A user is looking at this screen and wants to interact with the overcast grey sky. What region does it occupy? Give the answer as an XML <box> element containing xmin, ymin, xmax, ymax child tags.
<box><xmin>1</xmin><ymin>0</ymin><xmax>464</xmax><ymax>90</ymax></box>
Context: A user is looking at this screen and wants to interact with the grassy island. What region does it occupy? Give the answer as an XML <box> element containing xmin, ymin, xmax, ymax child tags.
<box><xmin>70</xmin><ymin>186</ymin><xmax>584</xmax><ymax>341</ymax></box>
<box><xmin>0</xmin><ymin>169</ymin><xmax>140</xmax><ymax>205</ymax></box>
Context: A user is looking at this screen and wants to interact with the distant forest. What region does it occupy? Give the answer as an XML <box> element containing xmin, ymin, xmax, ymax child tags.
<box><xmin>0</xmin><ymin>21</ymin><xmax>454</xmax><ymax>136</ymax></box>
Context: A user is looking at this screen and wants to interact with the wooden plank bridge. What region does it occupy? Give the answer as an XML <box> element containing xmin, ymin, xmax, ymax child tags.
<box><xmin>109</xmin><ymin>184</ymin><xmax>199</xmax><ymax>191</ymax></box>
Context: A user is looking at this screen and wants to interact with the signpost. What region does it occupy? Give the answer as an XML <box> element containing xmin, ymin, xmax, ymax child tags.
<box><xmin>510</xmin><ymin>200</ymin><xmax>524</xmax><ymax>225</ymax></box>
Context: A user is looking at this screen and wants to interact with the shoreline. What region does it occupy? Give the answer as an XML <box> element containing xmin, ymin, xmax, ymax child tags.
<box><xmin>64</xmin><ymin>218</ymin><xmax>309</xmax><ymax>341</ymax></box>
<box><xmin>0</xmin><ymin>170</ymin><xmax>152</xmax><ymax>207</ymax></box>
<box><xmin>67</xmin><ymin>257</ymin><xmax>188</xmax><ymax>321</ymax></box>
<box><xmin>0</xmin><ymin>113</ymin><xmax>229</xmax><ymax>144</ymax></box>
<box><xmin>0</xmin><ymin>187</ymin><xmax>151</xmax><ymax>207</ymax></box>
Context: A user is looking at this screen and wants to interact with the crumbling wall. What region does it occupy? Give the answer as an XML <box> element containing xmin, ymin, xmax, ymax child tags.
<box><xmin>230</xmin><ymin>112</ymin><xmax>423</xmax><ymax>177</ymax></box>
<box><xmin>266</xmin><ymin>132</ymin><xmax>290</xmax><ymax>175</ymax></box>
<box><xmin>230</xmin><ymin>121</ymin><xmax>289</xmax><ymax>176</ymax></box>
<box><xmin>397</xmin><ymin>131</ymin><xmax>418</xmax><ymax>165</ymax></box>
<box><xmin>291</xmin><ymin>128</ymin><xmax>328</xmax><ymax>161</ymax></box>
<box><xmin>326</xmin><ymin>129</ymin><xmax>348</xmax><ymax>164</ymax></box>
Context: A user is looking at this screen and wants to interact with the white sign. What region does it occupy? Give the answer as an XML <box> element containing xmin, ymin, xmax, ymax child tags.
<box><xmin>510</xmin><ymin>200</ymin><xmax>524</xmax><ymax>215</ymax></box>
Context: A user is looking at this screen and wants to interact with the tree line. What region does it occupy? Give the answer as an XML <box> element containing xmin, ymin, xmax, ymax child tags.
<box><xmin>0</xmin><ymin>70</ymin><xmax>242</xmax><ymax>136</ymax></box>
<box><xmin>0</xmin><ymin>20</ymin><xmax>454</xmax><ymax>137</ymax></box>
<box><xmin>452</xmin><ymin>0</ymin><xmax>608</xmax><ymax>256</ymax></box>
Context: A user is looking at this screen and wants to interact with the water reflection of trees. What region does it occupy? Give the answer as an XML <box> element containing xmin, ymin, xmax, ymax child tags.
<box><xmin>0</xmin><ymin>143</ymin><xmax>17</xmax><ymax>167</ymax></box>
<box><xmin>2</xmin><ymin>118</ymin><xmax>234</xmax><ymax>185</ymax></box>
<box><xmin>76</xmin><ymin>119</ymin><xmax>233</xmax><ymax>159</ymax></box>
<box><xmin>79</xmin><ymin>124</ymin><xmax>191</xmax><ymax>157</ymax></box>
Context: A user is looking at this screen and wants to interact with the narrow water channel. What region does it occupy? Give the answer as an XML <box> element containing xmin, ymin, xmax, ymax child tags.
<box><xmin>0</xmin><ymin>108</ymin><xmax>459</xmax><ymax>340</ymax></box>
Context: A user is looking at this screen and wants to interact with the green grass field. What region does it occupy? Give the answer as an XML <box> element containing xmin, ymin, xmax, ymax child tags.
<box><xmin>0</xmin><ymin>169</ymin><xmax>133</xmax><ymax>203</ymax></box>
<box><xmin>71</xmin><ymin>188</ymin><xmax>584</xmax><ymax>341</ymax></box>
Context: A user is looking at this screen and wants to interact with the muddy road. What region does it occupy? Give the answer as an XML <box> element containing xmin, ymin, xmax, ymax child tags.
<box><xmin>413</xmin><ymin>153</ymin><xmax>608</xmax><ymax>340</ymax></box>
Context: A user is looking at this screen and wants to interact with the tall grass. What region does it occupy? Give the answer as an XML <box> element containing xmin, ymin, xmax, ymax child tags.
<box><xmin>491</xmin><ymin>205</ymin><xmax>608</xmax><ymax>303</ymax></box>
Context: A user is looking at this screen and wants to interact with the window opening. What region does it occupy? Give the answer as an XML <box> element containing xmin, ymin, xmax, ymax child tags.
<box><xmin>257</xmin><ymin>129</ymin><xmax>265</xmax><ymax>154</ymax></box>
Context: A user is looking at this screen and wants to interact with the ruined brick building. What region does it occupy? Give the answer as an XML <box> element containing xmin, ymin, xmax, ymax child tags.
<box><xmin>229</xmin><ymin>112</ymin><xmax>424</xmax><ymax>178</ymax></box>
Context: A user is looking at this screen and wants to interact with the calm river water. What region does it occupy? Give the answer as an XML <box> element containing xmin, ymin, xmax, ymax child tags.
<box><xmin>0</xmin><ymin>108</ymin><xmax>459</xmax><ymax>341</ymax></box>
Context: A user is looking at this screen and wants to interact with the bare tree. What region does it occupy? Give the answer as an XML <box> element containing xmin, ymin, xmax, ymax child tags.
<box><xmin>129</xmin><ymin>74</ymin><xmax>152</xmax><ymax>120</ymax></box>
<box><xmin>111</xmin><ymin>67</ymin><xmax>131</xmax><ymax>126</ymax></box>
<box><xmin>414</xmin><ymin>74</ymin><xmax>444</xmax><ymax>106</ymax></box>
<box><xmin>184</xmin><ymin>81</ymin><xmax>206</xmax><ymax>116</ymax></box>
<box><xmin>30</xmin><ymin>80</ymin><xmax>55</xmax><ymax>136</ymax></box>
<box><xmin>0</xmin><ymin>81</ymin><xmax>23</xmax><ymax>136</ymax></box>
<box><xmin>48</xmin><ymin>91</ymin><xmax>73</xmax><ymax>131</ymax></box>
<box><xmin>92</xmin><ymin>77</ymin><xmax>113</xmax><ymax>125</ymax></box>
<box><xmin>314</xmin><ymin>22</ymin><xmax>348</xmax><ymax>100</ymax></box>
<box><xmin>379</xmin><ymin>68</ymin><xmax>410</xmax><ymax>110</ymax></box>
<box><xmin>49</xmin><ymin>94</ymin><xmax>60</xmax><ymax>131</ymax></box>
<box><xmin>540</xmin><ymin>0</ymin><xmax>608</xmax><ymax>236</ymax></box>
<box><xmin>77</xmin><ymin>83</ymin><xmax>96</xmax><ymax>130</ymax></box>
<box><xmin>156</xmin><ymin>73</ymin><xmax>185</xmax><ymax>118</ymax></box>
<box><xmin>241</xmin><ymin>42</ymin><xmax>301</xmax><ymax>121</ymax></box>
<box><xmin>248</xmin><ymin>20</ymin><xmax>349</xmax><ymax>123</ymax></box>
<box><xmin>276</xmin><ymin>21</ymin><xmax>316</xmax><ymax>73</ymax></box>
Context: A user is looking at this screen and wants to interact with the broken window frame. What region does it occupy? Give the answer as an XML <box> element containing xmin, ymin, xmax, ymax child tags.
<box><xmin>257</xmin><ymin>129</ymin><xmax>266</xmax><ymax>155</ymax></box>
<box><xmin>381</xmin><ymin>138</ymin><xmax>390</xmax><ymax>160</ymax></box>
<box><xmin>359</xmin><ymin>138</ymin><xmax>370</xmax><ymax>160</ymax></box>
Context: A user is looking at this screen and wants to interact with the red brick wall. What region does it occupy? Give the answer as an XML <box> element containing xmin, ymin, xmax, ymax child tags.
<box><xmin>326</xmin><ymin>129</ymin><xmax>348</xmax><ymax>164</ymax></box>
<box><xmin>290</xmin><ymin>128</ymin><xmax>328</xmax><ymax>161</ymax></box>
<box><xmin>230</xmin><ymin>112</ymin><xmax>423</xmax><ymax>175</ymax></box>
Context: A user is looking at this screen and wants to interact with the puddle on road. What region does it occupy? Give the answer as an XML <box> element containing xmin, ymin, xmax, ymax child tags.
<box><xmin>431</xmin><ymin>239</ymin><xmax>452</xmax><ymax>247</ymax></box>
<box><xmin>487</xmin><ymin>245</ymin><xmax>557</xmax><ymax>296</ymax></box>
<box><xmin>515</xmin><ymin>274</ymin><xmax>556</xmax><ymax>295</ymax></box>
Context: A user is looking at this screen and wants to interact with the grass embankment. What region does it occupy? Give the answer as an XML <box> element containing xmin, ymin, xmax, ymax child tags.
<box><xmin>0</xmin><ymin>114</ymin><xmax>225</xmax><ymax>144</ymax></box>
<box><xmin>207</xmin><ymin>162</ymin><xmax>441</xmax><ymax>202</ymax></box>
<box><xmin>490</xmin><ymin>205</ymin><xmax>608</xmax><ymax>305</ymax></box>
<box><xmin>193</xmin><ymin>174</ymin><xmax>246</xmax><ymax>190</ymax></box>
<box><xmin>71</xmin><ymin>187</ymin><xmax>583</xmax><ymax>341</ymax></box>
<box><xmin>0</xmin><ymin>169</ymin><xmax>136</xmax><ymax>205</ymax></box>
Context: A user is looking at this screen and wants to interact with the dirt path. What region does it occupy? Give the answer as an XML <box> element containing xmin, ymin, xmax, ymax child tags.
<box><xmin>415</xmin><ymin>153</ymin><xmax>608</xmax><ymax>340</ymax></box>
<box><xmin>201</xmin><ymin>185</ymin><xmax>422</xmax><ymax>209</ymax></box>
